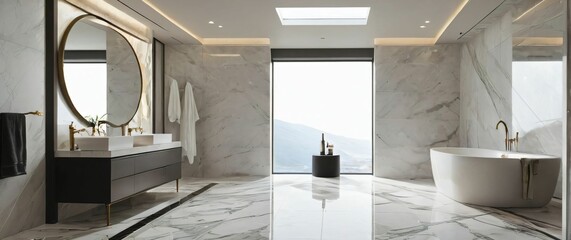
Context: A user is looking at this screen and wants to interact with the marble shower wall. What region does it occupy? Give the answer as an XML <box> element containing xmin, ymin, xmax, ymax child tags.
<box><xmin>165</xmin><ymin>45</ymin><xmax>271</xmax><ymax>177</ymax></box>
<box><xmin>0</xmin><ymin>0</ymin><xmax>45</xmax><ymax>238</ymax></box>
<box><xmin>459</xmin><ymin>12</ymin><xmax>513</xmax><ymax>151</ymax></box>
<box><xmin>374</xmin><ymin>45</ymin><xmax>460</xmax><ymax>179</ymax></box>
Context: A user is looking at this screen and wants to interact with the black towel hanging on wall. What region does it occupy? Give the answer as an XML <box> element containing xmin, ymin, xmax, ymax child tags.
<box><xmin>0</xmin><ymin>113</ymin><xmax>27</xmax><ymax>179</ymax></box>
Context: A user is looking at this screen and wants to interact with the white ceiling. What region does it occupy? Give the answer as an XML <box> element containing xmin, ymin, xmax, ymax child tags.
<box><xmin>107</xmin><ymin>0</ymin><xmax>505</xmax><ymax>48</ymax></box>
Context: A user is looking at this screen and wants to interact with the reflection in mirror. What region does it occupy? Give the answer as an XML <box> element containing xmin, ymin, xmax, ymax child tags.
<box><xmin>60</xmin><ymin>15</ymin><xmax>142</xmax><ymax>133</ymax></box>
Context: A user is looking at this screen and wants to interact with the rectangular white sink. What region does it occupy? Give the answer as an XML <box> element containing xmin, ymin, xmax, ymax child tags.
<box><xmin>133</xmin><ymin>134</ymin><xmax>172</xmax><ymax>146</ymax></box>
<box><xmin>75</xmin><ymin>136</ymin><xmax>134</xmax><ymax>151</ymax></box>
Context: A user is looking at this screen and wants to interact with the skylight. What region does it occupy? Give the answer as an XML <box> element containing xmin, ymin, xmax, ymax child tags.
<box><xmin>275</xmin><ymin>7</ymin><xmax>370</xmax><ymax>26</ymax></box>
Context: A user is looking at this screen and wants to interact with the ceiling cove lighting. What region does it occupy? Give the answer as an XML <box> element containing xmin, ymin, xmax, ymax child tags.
<box><xmin>275</xmin><ymin>7</ymin><xmax>370</xmax><ymax>25</ymax></box>
<box><xmin>202</xmin><ymin>38</ymin><xmax>271</xmax><ymax>46</ymax></box>
<box><xmin>514</xmin><ymin>0</ymin><xmax>547</xmax><ymax>22</ymax></box>
<box><xmin>142</xmin><ymin>0</ymin><xmax>203</xmax><ymax>42</ymax></box>
<box><xmin>433</xmin><ymin>0</ymin><xmax>469</xmax><ymax>43</ymax></box>
<box><xmin>209</xmin><ymin>54</ymin><xmax>241</xmax><ymax>57</ymax></box>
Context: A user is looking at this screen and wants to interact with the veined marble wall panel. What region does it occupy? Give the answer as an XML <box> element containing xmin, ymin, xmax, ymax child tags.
<box><xmin>164</xmin><ymin>45</ymin><xmax>204</xmax><ymax>177</ymax></box>
<box><xmin>0</xmin><ymin>0</ymin><xmax>45</xmax><ymax>238</ymax></box>
<box><xmin>375</xmin><ymin>45</ymin><xmax>460</xmax><ymax>179</ymax></box>
<box><xmin>165</xmin><ymin>45</ymin><xmax>271</xmax><ymax>177</ymax></box>
<box><xmin>459</xmin><ymin>12</ymin><xmax>513</xmax><ymax>151</ymax></box>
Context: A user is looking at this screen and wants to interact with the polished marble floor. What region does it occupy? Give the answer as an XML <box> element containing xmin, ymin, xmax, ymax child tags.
<box><xmin>7</xmin><ymin>175</ymin><xmax>561</xmax><ymax>239</ymax></box>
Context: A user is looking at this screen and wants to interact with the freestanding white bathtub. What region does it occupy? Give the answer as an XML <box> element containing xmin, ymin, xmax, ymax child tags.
<box><xmin>430</xmin><ymin>147</ymin><xmax>560</xmax><ymax>208</ymax></box>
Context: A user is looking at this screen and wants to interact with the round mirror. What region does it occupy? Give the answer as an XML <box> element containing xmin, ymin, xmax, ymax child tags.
<box><xmin>59</xmin><ymin>15</ymin><xmax>142</xmax><ymax>127</ymax></box>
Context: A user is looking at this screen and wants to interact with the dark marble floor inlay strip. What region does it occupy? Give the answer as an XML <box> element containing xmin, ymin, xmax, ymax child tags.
<box><xmin>109</xmin><ymin>183</ymin><xmax>218</xmax><ymax>240</ymax></box>
<box><xmin>494</xmin><ymin>208</ymin><xmax>560</xmax><ymax>240</ymax></box>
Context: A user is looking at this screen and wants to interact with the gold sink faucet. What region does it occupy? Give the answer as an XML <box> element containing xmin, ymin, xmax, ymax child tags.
<box><xmin>69</xmin><ymin>121</ymin><xmax>86</xmax><ymax>151</ymax></box>
<box><xmin>495</xmin><ymin>120</ymin><xmax>519</xmax><ymax>151</ymax></box>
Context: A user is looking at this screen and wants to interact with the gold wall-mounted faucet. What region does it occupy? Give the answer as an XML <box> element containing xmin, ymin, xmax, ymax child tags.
<box><xmin>495</xmin><ymin>120</ymin><xmax>519</xmax><ymax>151</ymax></box>
<box><xmin>127</xmin><ymin>127</ymin><xmax>143</xmax><ymax>136</ymax></box>
<box><xmin>98</xmin><ymin>120</ymin><xmax>129</xmax><ymax>136</ymax></box>
<box><xmin>69</xmin><ymin>121</ymin><xmax>86</xmax><ymax>151</ymax></box>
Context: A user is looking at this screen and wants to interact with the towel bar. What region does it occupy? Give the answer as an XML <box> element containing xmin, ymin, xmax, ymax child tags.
<box><xmin>24</xmin><ymin>111</ymin><xmax>43</xmax><ymax>116</ymax></box>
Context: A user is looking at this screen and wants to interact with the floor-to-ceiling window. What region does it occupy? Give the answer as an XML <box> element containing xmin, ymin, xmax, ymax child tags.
<box><xmin>272</xmin><ymin>49</ymin><xmax>373</xmax><ymax>174</ymax></box>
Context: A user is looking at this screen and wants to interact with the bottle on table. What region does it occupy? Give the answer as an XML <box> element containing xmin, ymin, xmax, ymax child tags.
<box><xmin>320</xmin><ymin>133</ymin><xmax>325</xmax><ymax>155</ymax></box>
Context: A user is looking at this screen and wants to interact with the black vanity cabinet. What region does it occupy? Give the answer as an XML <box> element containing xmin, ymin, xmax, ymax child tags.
<box><xmin>55</xmin><ymin>147</ymin><xmax>181</xmax><ymax>224</ymax></box>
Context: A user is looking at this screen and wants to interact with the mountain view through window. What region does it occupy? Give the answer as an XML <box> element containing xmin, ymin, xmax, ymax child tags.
<box><xmin>273</xmin><ymin>61</ymin><xmax>373</xmax><ymax>174</ymax></box>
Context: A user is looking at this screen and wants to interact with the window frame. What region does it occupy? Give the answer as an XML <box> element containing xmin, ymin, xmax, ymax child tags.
<box><xmin>271</xmin><ymin>48</ymin><xmax>374</xmax><ymax>175</ymax></box>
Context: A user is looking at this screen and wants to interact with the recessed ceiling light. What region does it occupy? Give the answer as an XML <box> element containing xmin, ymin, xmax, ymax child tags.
<box><xmin>208</xmin><ymin>21</ymin><xmax>214</xmax><ymax>24</ymax></box>
<box><xmin>420</xmin><ymin>25</ymin><xmax>426</xmax><ymax>29</ymax></box>
<box><xmin>425</xmin><ymin>20</ymin><xmax>430</xmax><ymax>24</ymax></box>
<box><xmin>218</xmin><ymin>25</ymin><xmax>223</xmax><ymax>28</ymax></box>
<box><xmin>275</xmin><ymin>7</ymin><xmax>370</xmax><ymax>25</ymax></box>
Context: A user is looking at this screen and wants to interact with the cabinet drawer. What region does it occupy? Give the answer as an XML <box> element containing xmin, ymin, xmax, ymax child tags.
<box><xmin>165</xmin><ymin>163</ymin><xmax>181</xmax><ymax>181</ymax></box>
<box><xmin>111</xmin><ymin>158</ymin><xmax>134</xmax><ymax>180</ymax></box>
<box><xmin>134</xmin><ymin>148</ymin><xmax>181</xmax><ymax>173</ymax></box>
<box><xmin>111</xmin><ymin>176</ymin><xmax>134</xmax><ymax>202</ymax></box>
<box><xmin>134</xmin><ymin>168</ymin><xmax>165</xmax><ymax>193</ymax></box>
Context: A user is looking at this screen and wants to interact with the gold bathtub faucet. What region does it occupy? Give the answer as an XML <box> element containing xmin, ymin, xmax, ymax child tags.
<box><xmin>495</xmin><ymin>120</ymin><xmax>519</xmax><ymax>151</ymax></box>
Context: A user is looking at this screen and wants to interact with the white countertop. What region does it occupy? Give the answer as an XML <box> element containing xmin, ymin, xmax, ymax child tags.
<box><xmin>56</xmin><ymin>142</ymin><xmax>182</xmax><ymax>158</ymax></box>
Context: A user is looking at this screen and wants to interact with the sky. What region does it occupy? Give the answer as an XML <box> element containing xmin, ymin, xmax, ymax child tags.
<box><xmin>273</xmin><ymin>61</ymin><xmax>373</xmax><ymax>140</ymax></box>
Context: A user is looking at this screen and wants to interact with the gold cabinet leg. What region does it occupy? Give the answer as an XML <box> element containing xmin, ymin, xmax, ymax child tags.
<box><xmin>176</xmin><ymin>179</ymin><xmax>179</xmax><ymax>192</ymax></box>
<box><xmin>106</xmin><ymin>204</ymin><xmax>111</xmax><ymax>226</ymax></box>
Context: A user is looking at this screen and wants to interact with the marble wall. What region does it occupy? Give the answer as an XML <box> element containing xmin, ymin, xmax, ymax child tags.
<box><xmin>165</xmin><ymin>45</ymin><xmax>271</xmax><ymax>177</ymax></box>
<box><xmin>459</xmin><ymin>12</ymin><xmax>513</xmax><ymax>150</ymax></box>
<box><xmin>374</xmin><ymin>45</ymin><xmax>460</xmax><ymax>179</ymax></box>
<box><xmin>0</xmin><ymin>0</ymin><xmax>45</xmax><ymax>238</ymax></box>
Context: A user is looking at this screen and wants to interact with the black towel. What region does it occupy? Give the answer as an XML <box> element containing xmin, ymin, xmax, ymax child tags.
<box><xmin>0</xmin><ymin>113</ymin><xmax>27</xmax><ymax>179</ymax></box>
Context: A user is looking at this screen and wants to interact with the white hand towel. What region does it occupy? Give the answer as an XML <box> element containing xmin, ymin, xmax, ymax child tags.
<box><xmin>181</xmin><ymin>82</ymin><xmax>200</xmax><ymax>164</ymax></box>
<box><xmin>167</xmin><ymin>78</ymin><xmax>181</xmax><ymax>123</ymax></box>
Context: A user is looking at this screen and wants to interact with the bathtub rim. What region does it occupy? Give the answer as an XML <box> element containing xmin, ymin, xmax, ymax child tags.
<box><xmin>430</xmin><ymin>147</ymin><xmax>560</xmax><ymax>161</ymax></box>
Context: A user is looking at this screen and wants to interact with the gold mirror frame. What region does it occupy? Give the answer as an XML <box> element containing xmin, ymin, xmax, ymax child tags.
<box><xmin>58</xmin><ymin>14</ymin><xmax>143</xmax><ymax>128</ymax></box>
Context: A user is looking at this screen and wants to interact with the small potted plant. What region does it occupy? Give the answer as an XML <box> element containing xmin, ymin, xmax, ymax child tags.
<box><xmin>84</xmin><ymin>114</ymin><xmax>107</xmax><ymax>136</ymax></box>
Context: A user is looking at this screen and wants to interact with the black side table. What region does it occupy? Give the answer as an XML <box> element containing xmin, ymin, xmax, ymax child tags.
<box><xmin>312</xmin><ymin>155</ymin><xmax>340</xmax><ymax>177</ymax></box>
